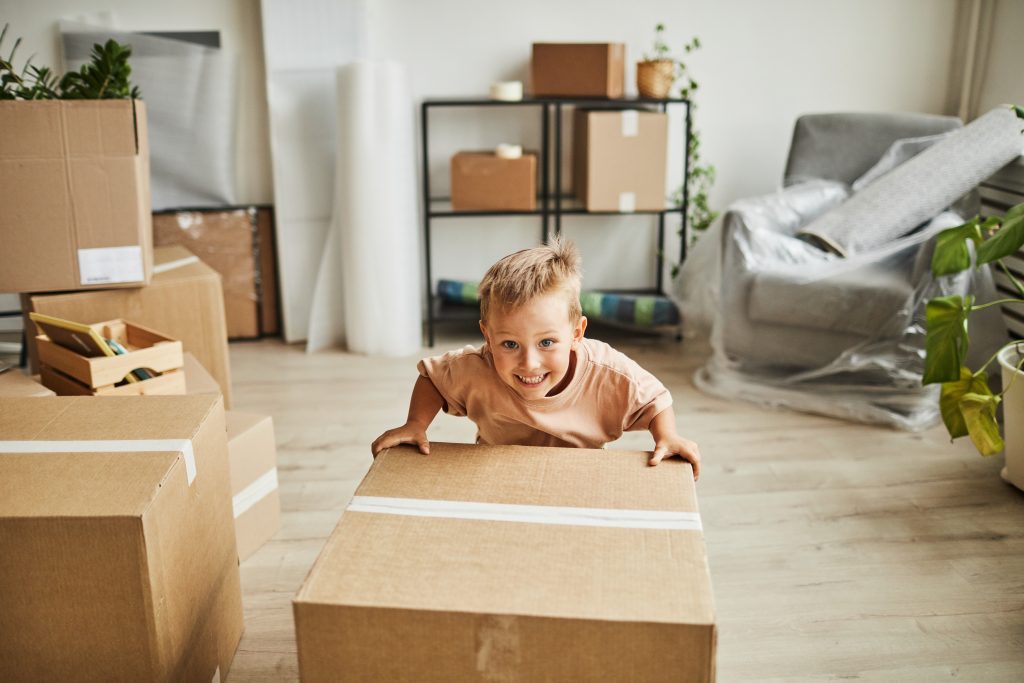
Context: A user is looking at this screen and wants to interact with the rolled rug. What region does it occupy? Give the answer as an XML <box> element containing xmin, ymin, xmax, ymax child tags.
<box><xmin>797</xmin><ymin>107</ymin><xmax>1024</xmax><ymax>256</ymax></box>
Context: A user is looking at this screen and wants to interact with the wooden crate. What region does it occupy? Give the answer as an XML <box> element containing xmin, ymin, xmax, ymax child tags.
<box><xmin>36</xmin><ymin>319</ymin><xmax>184</xmax><ymax>394</ymax></box>
<box><xmin>41</xmin><ymin>364</ymin><xmax>186</xmax><ymax>397</ymax></box>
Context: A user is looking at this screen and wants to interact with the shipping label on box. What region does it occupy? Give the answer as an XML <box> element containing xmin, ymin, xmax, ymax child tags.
<box><xmin>294</xmin><ymin>442</ymin><xmax>716</xmax><ymax>682</ymax></box>
<box><xmin>0</xmin><ymin>396</ymin><xmax>243</xmax><ymax>682</ymax></box>
<box><xmin>0</xmin><ymin>100</ymin><xmax>153</xmax><ymax>293</ymax></box>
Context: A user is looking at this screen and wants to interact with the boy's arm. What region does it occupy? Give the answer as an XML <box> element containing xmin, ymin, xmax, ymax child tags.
<box><xmin>371</xmin><ymin>375</ymin><xmax>445</xmax><ymax>456</ymax></box>
<box><xmin>647</xmin><ymin>406</ymin><xmax>701</xmax><ymax>479</ymax></box>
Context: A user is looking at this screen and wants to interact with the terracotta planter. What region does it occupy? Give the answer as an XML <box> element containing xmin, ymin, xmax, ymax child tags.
<box><xmin>637</xmin><ymin>60</ymin><xmax>675</xmax><ymax>99</ymax></box>
<box><xmin>999</xmin><ymin>343</ymin><xmax>1024</xmax><ymax>491</ymax></box>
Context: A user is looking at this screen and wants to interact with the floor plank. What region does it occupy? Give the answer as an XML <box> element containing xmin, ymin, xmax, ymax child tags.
<box><xmin>225</xmin><ymin>327</ymin><xmax>1024</xmax><ymax>681</ymax></box>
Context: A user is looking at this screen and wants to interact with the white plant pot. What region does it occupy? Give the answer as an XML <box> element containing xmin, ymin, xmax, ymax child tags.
<box><xmin>999</xmin><ymin>344</ymin><xmax>1024</xmax><ymax>491</ymax></box>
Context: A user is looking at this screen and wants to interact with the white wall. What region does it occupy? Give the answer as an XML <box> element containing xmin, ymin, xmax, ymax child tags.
<box><xmin>364</xmin><ymin>0</ymin><xmax>961</xmax><ymax>292</ymax></box>
<box><xmin>7</xmin><ymin>0</ymin><xmax>986</xmax><ymax>317</ymax></box>
<box><xmin>1</xmin><ymin>0</ymin><xmax>273</xmax><ymax>206</ymax></box>
<box><xmin>976</xmin><ymin>0</ymin><xmax>1024</xmax><ymax>113</ymax></box>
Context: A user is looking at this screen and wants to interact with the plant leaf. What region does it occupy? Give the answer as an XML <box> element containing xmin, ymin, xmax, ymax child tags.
<box><xmin>939</xmin><ymin>368</ymin><xmax>988</xmax><ymax>439</ymax></box>
<box><xmin>931</xmin><ymin>219</ymin><xmax>982</xmax><ymax>276</ymax></box>
<box><xmin>959</xmin><ymin>391</ymin><xmax>1003</xmax><ymax>456</ymax></box>
<box><xmin>924</xmin><ymin>295</ymin><xmax>972</xmax><ymax>385</ymax></box>
<box><xmin>977</xmin><ymin>213</ymin><xmax>1024</xmax><ymax>265</ymax></box>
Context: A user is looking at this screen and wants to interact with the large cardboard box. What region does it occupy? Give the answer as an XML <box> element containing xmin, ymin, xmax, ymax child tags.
<box><xmin>0</xmin><ymin>396</ymin><xmax>243</xmax><ymax>682</ymax></box>
<box><xmin>0</xmin><ymin>368</ymin><xmax>54</xmax><ymax>397</ymax></box>
<box><xmin>574</xmin><ymin>109</ymin><xmax>669</xmax><ymax>212</ymax></box>
<box><xmin>227</xmin><ymin>411</ymin><xmax>281</xmax><ymax>561</ymax></box>
<box><xmin>450</xmin><ymin>152</ymin><xmax>537</xmax><ymax>211</ymax></box>
<box><xmin>0</xmin><ymin>100</ymin><xmax>153</xmax><ymax>293</ymax></box>
<box><xmin>531</xmin><ymin>43</ymin><xmax>625</xmax><ymax>98</ymax></box>
<box><xmin>294</xmin><ymin>443</ymin><xmax>716</xmax><ymax>682</ymax></box>
<box><xmin>22</xmin><ymin>245</ymin><xmax>233</xmax><ymax>407</ymax></box>
<box><xmin>153</xmin><ymin>207</ymin><xmax>280</xmax><ymax>339</ymax></box>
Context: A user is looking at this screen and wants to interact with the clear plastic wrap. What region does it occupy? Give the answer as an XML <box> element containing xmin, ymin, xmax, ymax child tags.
<box><xmin>692</xmin><ymin>180</ymin><xmax>1006</xmax><ymax>430</ymax></box>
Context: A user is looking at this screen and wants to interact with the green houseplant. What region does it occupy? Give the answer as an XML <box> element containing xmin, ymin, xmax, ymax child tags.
<box><xmin>636</xmin><ymin>24</ymin><xmax>718</xmax><ymax>275</ymax></box>
<box><xmin>1</xmin><ymin>24</ymin><xmax>140</xmax><ymax>100</ymax></box>
<box><xmin>924</xmin><ymin>110</ymin><xmax>1024</xmax><ymax>465</ymax></box>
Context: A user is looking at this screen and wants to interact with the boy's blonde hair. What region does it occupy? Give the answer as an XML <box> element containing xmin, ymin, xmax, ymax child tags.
<box><xmin>479</xmin><ymin>237</ymin><xmax>583</xmax><ymax>323</ymax></box>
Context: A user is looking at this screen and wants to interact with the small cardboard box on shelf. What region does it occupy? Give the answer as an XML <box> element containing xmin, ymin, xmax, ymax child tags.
<box><xmin>294</xmin><ymin>442</ymin><xmax>716</xmax><ymax>682</ymax></box>
<box><xmin>450</xmin><ymin>152</ymin><xmax>537</xmax><ymax>211</ymax></box>
<box><xmin>574</xmin><ymin>109</ymin><xmax>669</xmax><ymax>212</ymax></box>
<box><xmin>531</xmin><ymin>43</ymin><xmax>625</xmax><ymax>98</ymax></box>
<box><xmin>22</xmin><ymin>245</ymin><xmax>233</xmax><ymax>407</ymax></box>
<box><xmin>32</xmin><ymin>315</ymin><xmax>184</xmax><ymax>397</ymax></box>
<box><xmin>226</xmin><ymin>411</ymin><xmax>281</xmax><ymax>561</ymax></box>
<box><xmin>0</xmin><ymin>100</ymin><xmax>153</xmax><ymax>293</ymax></box>
<box><xmin>0</xmin><ymin>395</ymin><xmax>244</xmax><ymax>681</ymax></box>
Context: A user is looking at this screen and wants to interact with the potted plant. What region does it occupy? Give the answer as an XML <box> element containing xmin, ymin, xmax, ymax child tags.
<box><xmin>924</xmin><ymin>119</ymin><xmax>1024</xmax><ymax>487</ymax></box>
<box><xmin>1</xmin><ymin>23</ymin><xmax>140</xmax><ymax>100</ymax></box>
<box><xmin>637</xmin><ymin>23</ymin><xmax>700</xmax><ymax>100</ymax></box>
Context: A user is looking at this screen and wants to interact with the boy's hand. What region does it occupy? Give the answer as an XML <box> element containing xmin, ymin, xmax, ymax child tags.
<box><xmin>649</xmin><ymin>436</ymin><xmax>701</xmax><ymax>480</ymax></box>
<box><xmin>371</xmin><ymin>421</ymin><xmax>430</xmax><ymax>457</ymax></box>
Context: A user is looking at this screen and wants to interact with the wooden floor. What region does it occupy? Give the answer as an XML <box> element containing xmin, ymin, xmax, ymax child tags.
<box><xmin>227</xmin><ymin>325</ymin><xmax>1024</xmax><ymax>681</ymax></box>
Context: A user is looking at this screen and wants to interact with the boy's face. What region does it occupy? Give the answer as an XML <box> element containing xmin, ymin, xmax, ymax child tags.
<box><xmin>479</xmin><ymin>290</ymin><xmax>587</xmax><ymax>399</ymax></box>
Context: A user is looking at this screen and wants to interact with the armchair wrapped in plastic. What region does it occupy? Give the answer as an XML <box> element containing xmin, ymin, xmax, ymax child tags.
<box><xmin>693</xmin><ymin>110</ymin><xmax>1022</xmax><ymax>429</ymax></box>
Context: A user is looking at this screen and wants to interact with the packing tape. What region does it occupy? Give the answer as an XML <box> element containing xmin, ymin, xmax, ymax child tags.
<box><xmin>495</xmin><ymin>143</ymin><xmax>522</xmax><ymax>160</ymax></box>
<box><xmin>347</xmin><ymin>495</ymin><xmax>701</xmax><ymax>530</ymax></box>
<box><xmin>618</xmin><ymin>192</ymin><xmax>636</xmax><ymax>213</ymax></box>
<box><xmin>621</xmin><ymin>110</ymin><xmax>639</xmax><ymax>137</ymax></box>
<box><xmin>0</xmin><ymin>439</ymin><xmax>197</xmax><ymax>485</ymax></box>
<box><xmin>489</xmin><ymin>80</ymin><xmax>523</xmax><ymax>101</ymax></box>
<box><xmin>232</xmin><ymin>467</ymin><xmax>279</xmax><ymax>518</ymax></box>
<box><xmin>154</xmin><ymin>254</ymin><xmax>201</xmax><ymax>274</ymax></box>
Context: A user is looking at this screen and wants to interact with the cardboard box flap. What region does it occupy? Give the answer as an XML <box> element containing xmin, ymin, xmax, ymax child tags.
<box><xmin>361</xmin><ymin>442</ymin><xmax>695</xmax><ymax>511</ymax></box>
<box><xmin>297</xmin><ymin>443</ymin><xmax>714</xmax><ymax>627</ymax></box>
<box><xmin>0</xmin><ymin>100</ymin><xmax>140</xmax><ymax>158</ymax></box>
<box><xmin>0</xmin><ymin>396</ymin><xmax>221</xmax><ymax>517</ymax></box>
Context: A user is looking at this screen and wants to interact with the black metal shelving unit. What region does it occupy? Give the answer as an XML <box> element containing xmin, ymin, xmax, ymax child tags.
<box><xmin>421</xmin><ymin>95</ymin><xmax>691</xmax><ymax>346</ymax></box>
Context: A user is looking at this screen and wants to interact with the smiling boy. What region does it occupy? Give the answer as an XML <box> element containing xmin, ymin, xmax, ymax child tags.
<box><xmin>371</xmin><ymin>238</ymin><xmax>701</xmax><ymax>477</ymax></box>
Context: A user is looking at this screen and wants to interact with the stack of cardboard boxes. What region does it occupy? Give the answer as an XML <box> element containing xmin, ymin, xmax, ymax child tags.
<box><xmin>0</xmin><ymin>99</ymin><xmax>281</xmax><ymax>677</ymax></box>
<box><xmin>448</xmin><ymin>43</ymin><xmax>669</xmax><ymax>215</ymax></box>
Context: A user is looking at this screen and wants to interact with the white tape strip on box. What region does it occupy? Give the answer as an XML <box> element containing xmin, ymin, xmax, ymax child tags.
<box><xmin>1</xmin><ymin>439</ymin><xmax>197</xmax><ymax>485</ymax></box>
<box><xmin>620</xmin><ymin>110</ymin><xmax>639</xmax><ymax>137</ymax></box>
<box><xmin>153</xmin><ymin>254</ymin><xmax>200</xmax><ymax>274</ymax></box>
<box><xmin>347</xmin><ymin>495</ymin><xmax>701</xmax><ymax>530</ymax></box>
<box><xmin>232</xmin><ymin>467</ymin><xmax>280</xmax><ymax>518</ymax></box>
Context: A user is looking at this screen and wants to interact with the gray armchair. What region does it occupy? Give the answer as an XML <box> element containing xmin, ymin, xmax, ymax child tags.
<box><xmin>697</xmin><ymin>111</ymin><xmax>1019</xmax><ymax>429</ymax></box>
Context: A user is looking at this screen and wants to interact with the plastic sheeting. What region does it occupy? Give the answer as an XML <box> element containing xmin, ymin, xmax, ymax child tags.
<box><xmin>690</xmin><ymin>179</ymin><xmax>1006</xmax><ymax>430</ymax></box>
<box><xmin>306</xmin><ymin>62</ymin><xmax>421</xmax><ymax>356</ymax></box>
<box><xmin>60</xmin><ymin>22</ymin><xmax>237</xmax><ymax>210</ymax></box>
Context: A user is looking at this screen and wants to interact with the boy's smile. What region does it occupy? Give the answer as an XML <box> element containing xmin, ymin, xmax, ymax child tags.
<box><xmin>480</xmin><ymin>290</ymin><xmax>587</xmax><ymax>399</ymax></box>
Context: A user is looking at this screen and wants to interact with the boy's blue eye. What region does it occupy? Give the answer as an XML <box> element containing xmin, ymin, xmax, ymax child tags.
<box><xmin>502</xmin><ymin>340</ymin><xmax>519</xmax><ymax>350</ymax></box>
<box><xmin>539</xmin><ymin>339</ymin><xmax>555</xmax><ymax>348</ymax></box>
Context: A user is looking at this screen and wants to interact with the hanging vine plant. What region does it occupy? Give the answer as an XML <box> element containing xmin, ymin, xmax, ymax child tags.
<box><xmin>641</xmin><ymin>24</ymin><xmax>718</xmax><ymax>276</ymax></box>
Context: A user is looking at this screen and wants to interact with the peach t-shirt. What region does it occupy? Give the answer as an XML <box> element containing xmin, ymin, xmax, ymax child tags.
<box><xmin>417</xmin><ymin>337</ymin><xmax>672</xmax><ymax>448</ymax></box>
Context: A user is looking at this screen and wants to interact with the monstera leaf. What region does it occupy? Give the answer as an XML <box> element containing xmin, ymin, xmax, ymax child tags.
<box><xmin>924</xmin><ymin>295</ymin><xmax>972</xmax><ymax>385</ymax></box>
